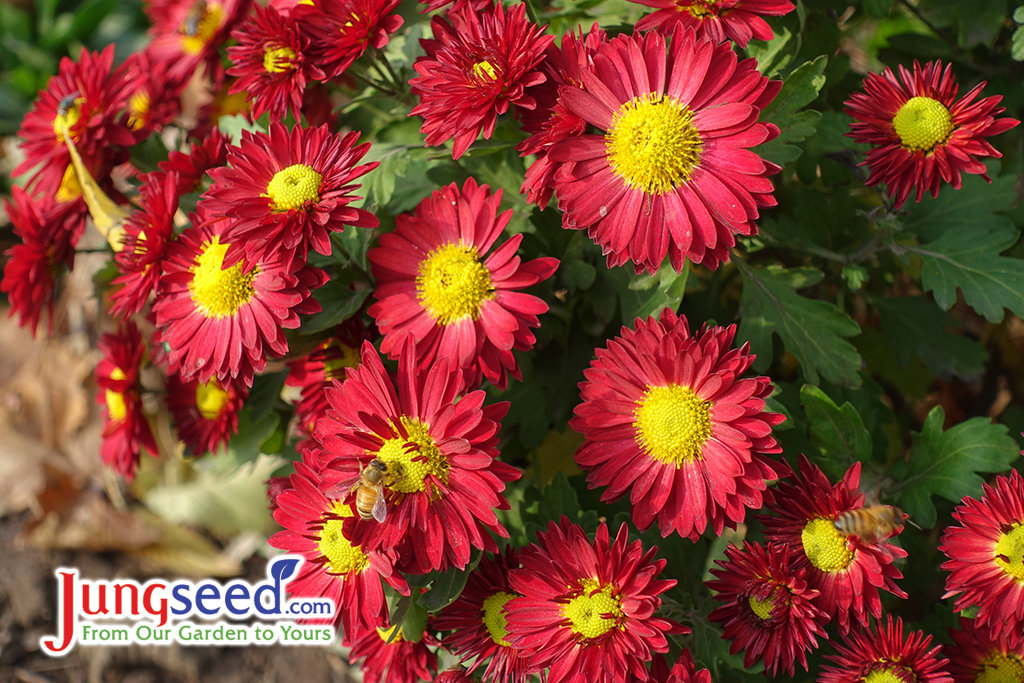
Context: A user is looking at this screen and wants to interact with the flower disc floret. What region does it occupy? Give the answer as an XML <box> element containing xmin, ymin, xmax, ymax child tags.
<box><xmin>265</xmin><ymin>164</ymin><xmax>323</xmax><ymax>212</ymax></box>
<box><xmin>606</xmin><ymin>94</ymin><xmax>702</xmax><ymax>195</ymax></box>
<box><xmin>994</xmin><ymin>525</ymin><xmax>1024</xmax><ymax>580</ymax></box>
<box><xmin>893</xmin><ymin>96</ymin><xmax>954</xmax><ymax>151</ymax></box>
<box><xmin>563</xmin><ymin>579</ymin><xmax>623</xmax><ymax>640</ymax></box>
<box><xmin>802</xmin><ymin>517</ymin><xmax>854</xmax><ymax>572</ymax></box>
<box><xmin>189</xmin><ymin>236</ymin><xmax>258</xmax><ymax>318</ymax></box>
<box><xmin>417</xmin><ymin>244</ymin><xmax>494</xmax><ymax>325</ymax></box>
<box><xmin>264</xmin><ymin>45</ymin><xmax>296</xmax><ymax>73</ymax></box>
<box><xmin>634</xmin><ymin>384</ymin><xmax>711</xmax><ymax>466</ymax></box>
<box><xmin>319</xmin><ymin>502</ymin><xmax>371</xmax><ymax>575</ymax></box>
<box><xmin>482</xmin><ymin>591</ymin><xmax>515</xmax><ymax>646</ymax></box>
<box><xmin>374</xmin><ymin>417</ymin><xmax>448</xmax><ymax>494</ymax></box>
<box><xmin>196</xmin><ymin>380</ymin><xmax>229</xmax><ymax>420</ymax></box>
<box><xmin>978</xmin><ymin>654</ymin><xmax>1024</xmax><ymax>683</ymax></box>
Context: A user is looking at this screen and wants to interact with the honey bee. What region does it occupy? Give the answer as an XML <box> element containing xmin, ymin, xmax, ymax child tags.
<box><xmin>833</xmin><ymin>505</ymin><xmax>906</xmax><ymax>545</ymax></box>
<box><xmin>327</xmin><ymin>459</ymin><xmax>399</xmax><ymax>523</ymax></box>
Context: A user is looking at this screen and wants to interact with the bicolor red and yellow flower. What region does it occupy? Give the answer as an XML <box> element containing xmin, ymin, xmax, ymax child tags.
<box><xmin>167</xmin><ymin>373</ymin><xmax>248</xmax><ymax>456</ymax></box>
<box><xmin>571</xmin><ymin>308</ymin><xmax>783</xmax><ymax>541</ymax></box>
<box><xmin>368</xmin><ymin>177</ymin><xmax>558</xmax><ymax>391</ymax></box>
<box><xmin>941</xmin><ymin>469</ymin><xmax>1024</xmax><ymax>641</ymax></box>
<box><xmin>946</xmin><ymin>616</ymin><xmax>1024</xmax><ymax>683</ymax></box>
<box><xmin>547</xmin><ymin>26</ymin><xmax>781</xmax><ymax>273</ymax></box>
<box><xmin>758</xmin><ymin>456</ymin><xmax>907</xmax><ymax>635</ymax></box>
<box><xmin>505</xmin><ymin>517</ymin><xmax>686</xmax><ymax>683</ymax></box>
<box><xmin>845</xmin><ymin>60</ymin><xmax>1019</xmax><ymax>209</ymax></box>
<box><xmin>629</xmin><ymin>0</ymin><xmax>795</xmax><ymax>47</ymax></box>
<box><xmin>820</xmin><ymin>616</ymin><xmax>952</xmax><ymax>683</ymax></box>
<box><xmin>315</xmin><ymin>339</ymin><xmax>520</xmax><ymax>574</ymax></box>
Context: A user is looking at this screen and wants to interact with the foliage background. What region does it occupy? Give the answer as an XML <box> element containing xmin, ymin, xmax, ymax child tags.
<box><xmin>4</xmin><ymin>0</ymin><xmax>1024</xmax><ymax>680</ymax></box>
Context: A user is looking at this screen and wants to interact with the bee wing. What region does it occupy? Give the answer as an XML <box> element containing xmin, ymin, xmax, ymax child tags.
<box><xmin>371</xmin><ymin>491</ymin><xmax>387</xmax><ymax>523</ymax></box>
<box><xmin>324</xmin><ymin>472</ymin><xmax>363</xmax><ymax>500</ymax></box>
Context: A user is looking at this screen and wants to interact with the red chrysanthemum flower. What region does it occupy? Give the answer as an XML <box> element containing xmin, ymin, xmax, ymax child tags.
<box><xmin>347</xmin><ymin>623</ymin><xmax>439</xmax><ymax>683</ymax></box>
<box><xmin>410</xmin><ymin>3</ymin><xmax>553</xmax><ymax>159</ymax></box>
<box><xmin>367</xmin><ymin>178</ymin><xmax>559</xmax><ymax>391</ymax></box>
<box><xmin>147</xmin><ymin>0</ymin><xmax>253</xmax><ymax>82</ymax></box>
<box><xmin>14</xmin><ymin>45</ymin><xmax>133</xmax><ymax>198</ymax></box>
<box><xmin>947</xmin><ymin>617</ymin><xmax>1024</xmax><ymax>683</ymax></box>
<box><xmin>820</xmin><ymin>616</ymin><xmax>953</xmax><ymax>683</ymax></box>
<box><xmin>706</xmin><ymin>542</ymin><xmax>828</xmax><ymax>676</ymax></box>
<box><xmin>940</xmin><ymin>469</ymin><xmax>1024</xmax><ymax>641</ymax></box>
<box><xmin>549</xmin><ymin>27</ymin><xmax>781</xmax><ymax>274</ymax></box>
<box><xmin>517</xmin><ymin>26</ymin><xmax>606</xmax><ymax>210</ymax></box>
<box><xmin>226</xmin><ymin>4</ymin><xmax>327</xmax><ymax>122</ymax></box>
<box><xmin>662</xmin><ymin>650</ymin><xmax>712</xmax><ymax>683</ymax></box>
<box><xmin>570</xmin><ymin>308</ymin><xmax>783</xmax><ymax>541</ymax></box>
<box><xmin>1</xmin><ymin>187</ymin><xmax>83</xmax><ymax>336</ymax></box>
<box><xmin>434</xmin><ymin>547</ymin><xmax>530</xmax><ymax>683</ymax></box>
<box><xmin>152</xmin><ymin>213</ymin><xmax>327</xmax><ymax>387</ymax></box>
<box><xmin>285</xmin><ymin>320</ymin><xmax>371</xmax><ymax>431</ymax></box>
<box><xmin>758</xmin><ymin>456</ymin><xmax>907</xmax><ymax>635</ymax></box>
<box><xmin>118</xmin><ymin>48</ymin><xmax>187</xmax><ymax>139</ymax></box>
<box><xmin>269</xmin><ymin>458</ymin><xmax>410</xmax><ymax>639</ymax></box>
<box><xmin>110</xmin><ymin>171</ymin><xmax>181</xmax><ymax>318</ymax></box>
<box><xmin>166</xmin><ymin>372</ymin><xmax>248</xmax><ymax>455</ymax></box>
<box><xmin>201</xmin><ymin>122</ymin><xmax>378</xmax><ymax>265</ymax></box>
<box><xmin>505</xmin><ymin>517</ymin><xmax>686</xmax><ymax>683</ymax></box>
<box><xmin>159</xmin><ymin>127</ymin><xmax>232</xmax><ymax>195</ymax></box>
<box><xmin>629</xmin><ymin>0</ymin><xmax>794</xmax><ymax>47</ymax></box>
<box><xmin>294</xmin><ymin>0</ymin><xmax>403</xmax><ymax>80</ymax></box>
<box><xmin>95</xmin><ymin>321</ymin><xmax>158</xmax><ymax>481</ymax></box>
<box><xmin>844</xmin><ymin>60</ymin><xmax>1019</xmax><ymax>209</ymax></box>
<box><xmin>316</xmin><ymin>340</ymin><xmax>521</xmax><ymax>574</ymax></box>
<box><xmin>435</xmin><ymin>665</ymin><xmax>475</xmax><ymax>683</ymax></box>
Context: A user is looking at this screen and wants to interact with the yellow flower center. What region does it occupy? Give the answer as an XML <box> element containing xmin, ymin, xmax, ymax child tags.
<box><xmin>606</xmin><ymin>93</ymin><xmax>702</xmax><ymax>195</ymax></box>
<box><xmin>633</xmin><ymin>384</ymin><xmax>712</xmax><ymax>466</ymax></box>
<box><xmin>53</xmin><ymin>97</ymin><xmax>84</xmax><ymax>142</ymax></box>
<box><xmin>189</xmin><ymin>235</ymin><xmax>258</xmax><ymax>319</ymax></box>
<box><xmin>56</xmin><ymin>164</ymin><xmax>82</xmax><ymax>202</ymax></box>
<box><xmin>195</xmin><ymin>380</ymin><xmax>229</xmax><ymax>420</ymax></box>
<box><xmin>105</xmin><ymin>368</ymin><xmax>128</xmax><ymax>422</ymax></box>
<box><xmin>995</xmin><ymin>524</ymin><xmax>1024</xmax><ymax>580</ymax></box>
<box><xmin>128</xmin><ymin>90</ymin><xmax>150</xmax><ymax>131</ymax></box>
<box><xmin>865</xmin><ymin>666</ymin><xmax>913</xmax><ymax>683</ymax></box>
<box><xmin>892</xmin><ymin>96</ymin><xmax>954</xmax><ymax>153</ymax></box>
<box><xmin>473</xmin><ymin>60</ymin><xmax>498</xmax><ymax>80</ymax></box>
<box><xmin>562</xmin><ymin>578</ymin><xmax>623</xmax><ymax>641</ymax></box>
<box><xmin>683</xmin><ymin>0</ymin><xmax>720</xmax><ymax>19</ymax></box>
<box><xmin>264</xmin><ymin>164</ymin><xmax>323</xmax><ymax>212</ymax></box>
<box><xmin>801</xmin><ymin>517</ymin><xmax>854</xmax><ymax>572</ymax></box>
<box><xmin>748</xmin><ymin>592</ymin><xmax>775</xmax><ymax>621</ymax></box>
<box><xmin>263</xmin><ymin>46</ymin><xmax>297</xmax><ymax>74</ymax></box>
<box><xmin>180</xmin><ymin>2</ymin><xmax>223</xmax><ymax>56</ymax></box>
<box><xmin>481</xmin><ymin>591</ymin><xmax>516</xmax><ymax>647</ymax></box>
<box><xmin>416</xmin><ymin>243</ymin><xmax>494</xmax><ymax>326</ymax></box>
<box><xmin>377</xmin><ymin>625</ymin><xmax>404</xmax><ymax>643</ymax></box>
<box><xmin>978</xmin><ymin>653</ymin><xmax>1024</xmax><ymax>683</ymax></box>
<box><xmin>374</xmin><ymin>417</ymin><xmax>448</xmax><ymax>494</ymax></box>
<box><xmin>317</xmin><ymin>501</ymin><xmax>370</xmax><ymax>575</ymax></box>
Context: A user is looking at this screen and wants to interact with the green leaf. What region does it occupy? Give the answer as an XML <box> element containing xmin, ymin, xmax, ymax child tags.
<box><xmin>893</xmin><ymin>406</ymin><xmax>1020</xmax><ymax>528</ymax></box>
<box><xmin>128</xmin><ymin>133</ymin><xmax>169</xmax><ymax>174</ymax></box>
<box><xmin>800</xmin><ymin>385</ymin><xmax>871</xmax><ymax>481</ymax></box>
<box><xmin>874</xmin><ymin>297</ymin><xmax>988</xmax><ymax>378</ymax></box>
<box><xmin>615</xmin><ymin>258</ymin><xmax>689</xmax><ymax>325</ymax></box>
<box><xmin>223</xmin><ymin>408</ymin><xmax>281</xmax><ymax>467</ymax></box>
<box><xmin>736</xmin><ymin>262</ymin><xmax>862</xmax><ymax>387</ymax></box>
<box><xmin>901</xmin><ymin>171</ymin><xmax>1016</xmax><ymax>243</ymax></box>
<box><xmin>538</xmin><ymin>472</ymin><xmax>582</xmax><ymax>522</ymax></box>
<box><xmin>142</xmin><ymin>454</ymin><xmax>282</xmax><ymax>540</ymax></box>
<box><xmin>744</xmin><ymin>27</ymin><xmax>796</xmax><ymax>77</ymax></box>
<box><xmin>218</xmin><ymin>113</ymin><xmax>266</xmax><ymax>145</ymax></box>
<box><xmin>401</xmin><ymin>597</ymin><xmax>429</xmax><ymax>643</ymax></box>
<box><xmin>302</xmin><ymin>282</ymin><xmax>372</xmax><ymax>334</ymax></box>
<box><xmin>862</xmin><ymin>0</ymin><xmax>892</xmax><ymax>17</ymax></box>
<box><xmin>364</xmin><ymin>149</ymin><xmax>410</xmax><ymax>208</ymax></box>
<box><xmin>419</xmin><ymin>553</ymin><xmax>481</xmax><ymax>612</ymax></box>
<box><xmin>752</xmin><ymin>56</ymin><xmax>827</xmax><ymax>165</ymax></box>
<box><xmin>246</xmin><ymin>370</ymin><xmax>289</xmax><ymax>421</ymax></box>
<box><xmin>1013</xmin><ymin>25</ymin><xmax>1024</xmax><ymax>60</ymax></box>
<box><xmin>910</xmin><ymin>225</ymin><xmax>1024</xmax><ymax>323</ymax></box>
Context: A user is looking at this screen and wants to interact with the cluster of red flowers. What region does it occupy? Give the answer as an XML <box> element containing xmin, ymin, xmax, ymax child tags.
<box><xmin>7</xmin><ymin>0</ymin><xmax>1024</xmax><ymax>680</ymax></box>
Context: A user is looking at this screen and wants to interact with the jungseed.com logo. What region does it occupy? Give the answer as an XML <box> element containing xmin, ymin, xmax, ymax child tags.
<box><xmin>41</xmin><ymin>556</ymin><xmax>334</xmax><ymax>656</ymax></box>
